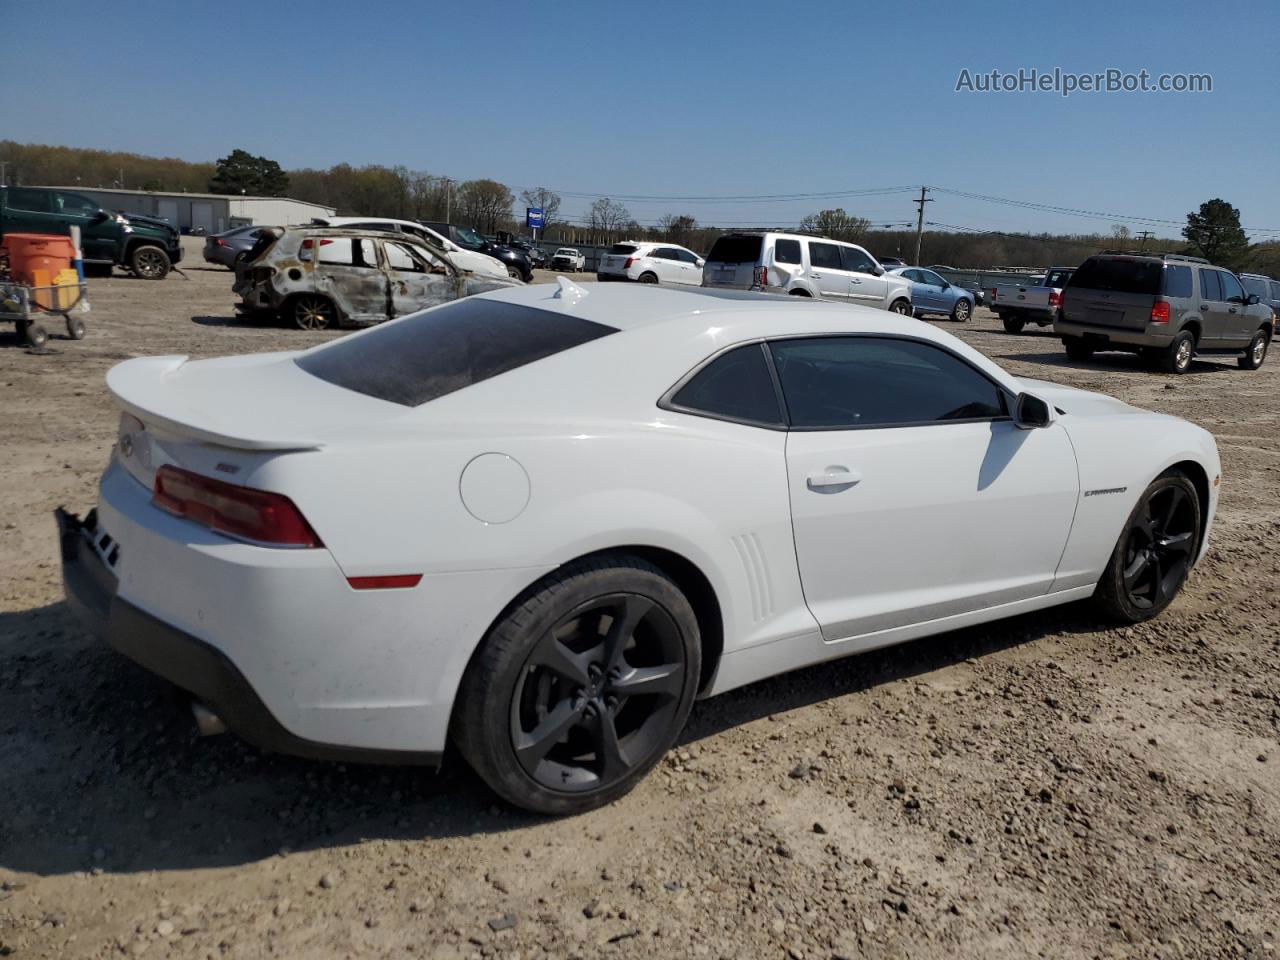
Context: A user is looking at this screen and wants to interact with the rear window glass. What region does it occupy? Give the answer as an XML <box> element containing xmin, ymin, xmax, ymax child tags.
<box><xmin>707</xmin><ymin>235</ymin><xmax>763</xmax><ymax>264</ymax></box>
<box><xmin>1241</xmin><ymin>277</ymin><xmax>1269</xmax><ymax>300</ymax></box>
<box><xmin>774</xmin><ymin>239</ymin><xmax>802</xmax><ymax>264</ymax></box>
<box><xmin>1045</xmin><ymin>269</ymin><xmax>1072</xmax><ymax>287</ymax></box>
<box><xmin>1067</xmin><ymin>257</ymin><xmax>1162</xmax><ymax>295</ymax></box>
<box><xmin>670</xmin><ymin>344</ymin><xmax>782</xmax><ymax>426</ymax></box>
<box><xmin>1162</xmin><ymin>265</ymin><xmax>1192</xmax><ymax>298</ymax></box>
<box><xmin>295</xmin><ymin>299</ymin><xmax>617</xmax><ymax>407</ymax></box>
<box><xmin>609</xmin><ymin>244</ymin><xmax>638</xmax><ymax>255</ymax></box>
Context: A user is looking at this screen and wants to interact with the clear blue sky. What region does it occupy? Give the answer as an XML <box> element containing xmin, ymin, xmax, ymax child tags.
<box><xmin>4</xmin><ymin>0</ymin><xmax>1279</xmax><ymax>239</ymax></box>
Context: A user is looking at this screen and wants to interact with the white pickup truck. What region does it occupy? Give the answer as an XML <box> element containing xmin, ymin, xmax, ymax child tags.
<box><xmin>991</xmin><ymin>266</ymin><xmax>1074</xmax><ymax>333</ymax></box>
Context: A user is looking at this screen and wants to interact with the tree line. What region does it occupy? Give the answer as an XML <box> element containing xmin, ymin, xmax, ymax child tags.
<box><xmin>2</xmin><ymin>141</ymin><xmax>1274</xmax><ymax>273</ymax></box>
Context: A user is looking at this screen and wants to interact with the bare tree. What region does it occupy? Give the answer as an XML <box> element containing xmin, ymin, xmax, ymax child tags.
<box><xmin>457</xmin><ymin>179</ymin><xmax>515</xmax><ymax>233</ymax></box>
<box><xmin>519</xmin><ymin>187</ymin><xmax>561</xmax><ymax>228</ymax></box>
<box><xmin>588</xmin><ymin>197</ymin><xmax>632</xmax><ymax>243</ymax></box>
<box><xmin>798</xmin><ymin>208</ymin><xmax>871</xmax><ymax>243</ymax></box>
<box><xmin>658</xmin><ymin>214</ymin><xmax>698</xmax><ymax>246</ymax></box>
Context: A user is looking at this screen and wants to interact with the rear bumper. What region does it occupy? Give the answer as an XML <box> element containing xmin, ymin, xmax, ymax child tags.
<box><xmin>1054</xmin><ymin>319</ymin><xmax>1173</xmax><ymax>348</ymax></box>
<box><xmin>55</xmin><ymin>502</ymin><xmax>442</xmax><ymax>767</ymax></box>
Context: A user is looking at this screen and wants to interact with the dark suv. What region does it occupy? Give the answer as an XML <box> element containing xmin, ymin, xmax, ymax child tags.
<box><xmin>0</xmin><ymin>186</ymin><xmax>182</xmax><ymax>279</ymax></box>
<box><xmin>418</xmin><ymin>222</ymin><xmax>532</xmax><ymax>281</ymax></box>
<box><xmin>1056</xmin><ymin>252</ymin><xmax>1273</xmax><ymax>373</ymax></box>
<box><xmin>1238</xmin><ymin>272</ymin><xmax>1280</xmax><ymax>322</ymax></box>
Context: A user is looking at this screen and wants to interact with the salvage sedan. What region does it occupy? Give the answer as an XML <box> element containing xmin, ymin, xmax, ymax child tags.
<box><xmin>58</xmin><ymin>281</ymin><xmax>1220</xmax><ymax>814</ymax></box>
<box><xmin>233</xmin><ymin>226</ymin><xmax>519</xmax><ymax>330</ymax></box>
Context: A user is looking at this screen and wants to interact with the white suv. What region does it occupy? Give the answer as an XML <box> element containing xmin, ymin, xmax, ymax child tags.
<box><xmin>702</xmin><ymin>231</ymin><xmax>913</xmax><ymax>314</ymax></box>
<box><xmin>313</xmin><ymin>217</ymin><xmax>509</xmax><ymax>280</ymax></box>
<box><xmin>597</xmin><ymin>241</ymin><xmax>705</xmax><ymax>286</ymax></box>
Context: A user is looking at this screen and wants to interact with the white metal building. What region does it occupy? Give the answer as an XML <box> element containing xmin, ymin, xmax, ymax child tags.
<box><xmin>42</xmin><ymin>187</ymin><xmax>336</xmax><ymax>233</ymax></box>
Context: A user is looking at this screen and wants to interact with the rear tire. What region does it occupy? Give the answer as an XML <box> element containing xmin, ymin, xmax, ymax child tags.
<box><xmin>788</xmin><ymin>288</ymin><xmax>812</xmax><ymax>297</ymax></box>
<box><xmin>1093</xmin><ymin>472</ymin><xmax>1200</xmax><ymax>623</ymax></box>
<box><xmin>290</xmin><ymin>294</ymin><xmax>336</xmax><ymax>331</ymax></box>
<box><xmin>129</xmin><ymin>245</ymin><xmax>170</xmax><ymax>280</ymax></box>
<box><xmin>453</xmin><ymin>555</ymin><xmax>701</xmax><ymax>815</ymax></box>
<box><xmin>638</xmin><ymin>272</ymin><xmax>659</xmax><ymax>285</ymax></box>
<box><xmin>1002</xmin><ymin>315</ymin><xmax>1026</xmax><ymax>334</ymax></box>
<box><xmin>889</xmin><ymin>299</ymin><xmax>912</xmax><ymax>316</ymax></box>
<box><xmin>1161</xmin><ymin>330</ymin><xmax>1196</xmax><ymax>374</ymax></box>
<box><xmin>1238</xmin><ymin>329</ymin><xmax>1269</xmax><ymax>370</ymax></box>
<box><xmin>1064</xmin><ymin>336</ymin><xmax>1093</xmax><ymax>362</ymax></box>
<box><xmin>951</xmin><ymin>298</ymin><xmax>972</xmax><ymax>322</ymax></box>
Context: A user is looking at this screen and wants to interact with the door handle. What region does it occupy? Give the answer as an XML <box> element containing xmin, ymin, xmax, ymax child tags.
<box><xmin>811</xmin><ymin>273</ymin><xmax>822</xmax><ymax>278</ymax></box>
<box><xmin>806</xmin><ymin>466</ymin><xmax>861</xmax><ymax>491</ymax></box>
<box><xmin>1200</xmin><ymin>305</ymin><xmax>1209</xmax><ymax>311</ymax></box>
<box><xmin>850</xmin><ymin>278</ymin><xmax>862</xmax><ymax>284</ymax></box>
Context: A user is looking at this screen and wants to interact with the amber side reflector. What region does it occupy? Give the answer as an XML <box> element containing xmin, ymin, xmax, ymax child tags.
<box><xmin>347</xmin><ymin>574</ymin><xmax>422</xmax><ymax>590</ymax></box>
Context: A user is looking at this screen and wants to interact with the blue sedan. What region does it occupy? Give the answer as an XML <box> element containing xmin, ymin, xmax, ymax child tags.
<box><xmin>888</xmin><ymin>267</ymin><xmax>975</xmax><ymax>322</ymax></box>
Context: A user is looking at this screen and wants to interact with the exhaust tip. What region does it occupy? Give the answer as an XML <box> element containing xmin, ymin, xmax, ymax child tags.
<box><xmin>192</xmin><ymin>701</ymin><xmax>228</xmax><ymax>737</ymax></box>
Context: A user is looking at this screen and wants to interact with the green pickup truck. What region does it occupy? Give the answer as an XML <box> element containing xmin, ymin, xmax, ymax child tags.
<box><xmin>0</xmin><ymin>186</ymin><xmax>182</xmax><ymax>279</ymax></box>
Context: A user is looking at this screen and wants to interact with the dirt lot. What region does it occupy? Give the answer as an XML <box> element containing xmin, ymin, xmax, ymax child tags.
<box><xmin>1</xmin><ymin>240</ymin><xmax>1277</xmax><ymax>959</ymax></box>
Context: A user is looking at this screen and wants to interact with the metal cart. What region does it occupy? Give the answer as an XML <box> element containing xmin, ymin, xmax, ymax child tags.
<box><xmin>0</xmin><ymin>281</ymin><xmax>89</xmax><ymax>348</ymax></box>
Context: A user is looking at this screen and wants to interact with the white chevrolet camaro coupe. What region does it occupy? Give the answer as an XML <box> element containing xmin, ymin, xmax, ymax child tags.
<box><xmin>58</xmin><ymin>280</ymin><xmax>1220</xmax><ymax>814</ymax></box>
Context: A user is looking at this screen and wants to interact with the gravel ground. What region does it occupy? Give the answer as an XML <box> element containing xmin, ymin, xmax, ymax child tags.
<box><xmin>1</xmin><ymin>241</ymin><xmax>1277</xmax><ymax>958</ymax></box>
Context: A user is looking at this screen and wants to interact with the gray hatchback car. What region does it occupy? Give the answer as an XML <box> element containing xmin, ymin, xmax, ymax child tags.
<box><xmin>1056</xmin><ymin>252</ymin><xmax>1273</xmax><ymax>374</ymax></box>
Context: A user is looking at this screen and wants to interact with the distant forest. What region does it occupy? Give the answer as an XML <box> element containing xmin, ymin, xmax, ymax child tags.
<box><xmin>4</xmin><ymin>140</ymin><xmax>1278</xmax><ymax>273</ymax></box>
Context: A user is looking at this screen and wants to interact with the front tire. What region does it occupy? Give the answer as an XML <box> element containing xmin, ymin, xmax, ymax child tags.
<box><xmin>1093</xmin><ymin>472</ymin><xmax>1201</xmax><ymax>623</ymax></box>
<box><xmin>129</xmin><ymin>245</ymin><xmax>170</xmax><ymax>280</ymax></box>
<box><xmin>453</xmin><ymin>555</ymin><xmax>701</xmax><ymax>815</ymax></box>
<box><xmin>1238</xmin><ymin>329</ymin><xmax>1269</xmax><ymax>370</ymax></box>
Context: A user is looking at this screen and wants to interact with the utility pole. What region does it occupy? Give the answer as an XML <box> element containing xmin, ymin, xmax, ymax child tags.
<box><xmin>913</xmin><ymin>186</ymin><xmax>933</xmax><ymax>265</ymax></box>
<box><xmin>0</xmin><ymin>160</ymin><xmax>7</xmax><ymax>185</ymax></box>
<box><xmin>1135</xmin><ymin>230</ymin><xmax>1153</xmax><ymax>251</ymax></box>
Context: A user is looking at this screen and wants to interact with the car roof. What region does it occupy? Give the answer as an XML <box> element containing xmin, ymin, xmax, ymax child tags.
<box><xmin>321</xmin><ymin>216</ymin><xmax>424</xmax><ymax>228</ymax></box>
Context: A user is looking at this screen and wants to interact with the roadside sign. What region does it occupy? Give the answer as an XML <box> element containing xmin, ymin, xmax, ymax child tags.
<box><xmin>526</xmin><ymin>208</ymin><xmax>544</xmax><ymax>230</ymax></box>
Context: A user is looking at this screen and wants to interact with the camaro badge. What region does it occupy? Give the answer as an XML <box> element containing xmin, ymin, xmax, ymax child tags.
<box><xmin>1084</xmin><ymin>486</ymin><xmax>1128</xmax><ymax>497</ymax></box>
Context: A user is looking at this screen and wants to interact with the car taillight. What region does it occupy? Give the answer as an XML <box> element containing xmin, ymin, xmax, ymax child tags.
<box><xmin>213</xmin><ymin>238</ymin><xmax>225</xmax><ymax>246</ymax></box>
<box><xmin>1048</xmin><ymin>290</ymin><xmax>1063</xmax><ymax>308</ymax></box>
<box><xmin>1150</xmin><ymin>300</ymin><xmax>1170</xmax><ymax>324</ymax></box>
<box><xmin>153</xmin><ymin>465</ymin><xmax>323</xmax><ymax>548</ymax></box>
<box><xmin>752</xmin><ymin>266</ymin><xmax>769</xmax><ymax>287</ymax></box>
<box><xmin>623</xmin><ymin>257</ymin><xmax>636</xmax><ymax>268</ymax></box>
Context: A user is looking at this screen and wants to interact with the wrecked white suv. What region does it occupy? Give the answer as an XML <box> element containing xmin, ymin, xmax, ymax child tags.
<box><xmin>234</xmin><ymin>226</ymin><xmax>521</xmax><ymax>330</ymax></box>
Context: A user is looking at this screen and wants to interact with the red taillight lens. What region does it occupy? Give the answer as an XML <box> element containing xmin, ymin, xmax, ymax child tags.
<box><xmin>213</xmin><ymin>238</ymin><xmax>226</xmax><ymax>246</ymax></box>
<box><xmin>1048</xmin><ymin>290</ymin><xmax>1063</xmax><ymax>308</ymax></box>
<box><xmin>1150</xmin><ymin>300</ymin><xmax>1170</xmax><ymax>324</ymax></box>
<box><xmin>623</xmin><ymin>257</ymin><xmax>636</xmax><ymax>268</ymax></box>
<box><xmin>347</xmin><ymin>574</ymin><xmax>422</xmax><ymax>590</ymax></box>
<box><xmin>153</xmin><ymin>465</ymin><xmax>323</xmax><ymax>547</ymax></box>
<box><xmin>761</xmin><ymin>266</ymin><xmax>769</xmax><ymax>286</ymax></box>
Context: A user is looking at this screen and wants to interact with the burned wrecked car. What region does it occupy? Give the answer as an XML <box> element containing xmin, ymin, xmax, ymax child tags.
<box><xmin>233</xmin><ymin>226</ymin><xmax>521</xmax><ymax>330</ymax></box>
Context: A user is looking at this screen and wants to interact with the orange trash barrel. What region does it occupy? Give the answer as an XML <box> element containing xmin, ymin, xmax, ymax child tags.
<box><xmin>2</xmin><ymin>233</ymin><xmax>75</xmax><ymax>283</ymax></box>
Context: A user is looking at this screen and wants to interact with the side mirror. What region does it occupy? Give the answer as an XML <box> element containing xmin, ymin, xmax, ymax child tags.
<box><xmin>1014</xmin><ymin>392</ymin><xmax>1052</xmax><ymax>430</ymax></box>
<box><xmin>872</xmin><ymin>265</ymin><xmax>885</xmax><ymax>276</ymax></box>
<box><xmin>92</xmin><ymin>209</ymin><xmax>111</xmax><ymax>223</ymax></box>
<box><xmin>1247</xmin><ymin>293</ymin><xmax>1260</xmax><ymax>305</ymax></box>
<box><xmin>696</xmin><ymin>258</ymin><xmax>705</xmax><ymax>267</ymax></box>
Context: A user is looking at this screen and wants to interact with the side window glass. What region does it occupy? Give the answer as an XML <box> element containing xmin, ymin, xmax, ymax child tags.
<box><xmin>669</xmin><ymin>344</ymin><xmax>783</xmax><ymax>426</ymax></box>
<box><xmin>808</xmin><ymin>242</ymin><xmax>843</xmax><ymax>270</ymax></box>
<box><xmin>840</xmin><ymin>246</ymin><xmax>876</xmax><ymax>274</ymax></box>
<box><xmin>306</xmin><ymin>237</ymin><xmax>379</xmax><ymax>268</ymax></box>
<box><xmin>54</xmin><ymin>192</ymin><xmax>100</xmax><ymax>217</ymax></box>
<box><xmin>769</xmin><ymin>337</ymin><xmax>1007</xmax><ymax>429</ymax></box>
<box><xmin>774</xmin><ymin>239</ymin><xmax>802</xmax><ymax>265</ymax></box>
<box><xmin>5</xmin><ymin>188</ymin><xmax>51</xmax><ymax>213</ymax></box>
<box><xmin>1162</xmin><ymin>265</ymin><xmax>1192</xmax><ymax>298</ymax></box>
<box><xmin>1198</xmin><ymin>269</ymin><xmax>1222</xmax><ymax>302</ymax></box>
<box><xmin>1270</xmin><ymin>282</ymin><xmax>1280</xmax><ymax>302</ymax></box>
<box><xmin>385</xmin><ymin>241</ymin><xmax>431</xmax><ymax>273</ymax></box>
<box><xmin>1218</xmin><ymin>271</ymin><xmax>1245</xmax><ymax>302</ymax></box>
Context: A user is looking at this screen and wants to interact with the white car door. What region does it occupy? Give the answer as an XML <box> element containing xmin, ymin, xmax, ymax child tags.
<box><xmin>772</xmin><ymin>335</ymin><xmax>1078</xmax><ymax>640</ymax></box>
<box><xmin>806</xmin><ymin>241</ymin><xmax>853</xmax><ymax>301</ymax></box>
<box><xmin>676</xmin><ymin>248</ymin><xmax>705</xmax><ymax>285</ymax></box>
<box><xmin>652</xmin><ymin>247</ymin><xmax>682</xmax><ymax>283</ymax></box>
<box><xmin>840</xmin><ymin>245</ymin><xmax>889</xmax><ymax>307</ymax></box>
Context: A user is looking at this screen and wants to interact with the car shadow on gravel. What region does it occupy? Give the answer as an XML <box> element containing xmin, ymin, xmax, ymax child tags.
<box><xmin>1000</xmin><ymin>351</ymin><xmax>1235</xmax><ymax>374</ymax></box>
<box><xmin>0</xmin><ymin>598</ymin><xmax>1106</xmax><ymax>878</ymax></box>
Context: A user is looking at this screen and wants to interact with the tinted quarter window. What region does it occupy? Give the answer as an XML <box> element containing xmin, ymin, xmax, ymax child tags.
<box><xmin>840</xmin><ymin>246</ymin><xmax>877</xmax><ymax>274</ymax></box>
<box><xmin>1046</xmin><ymin>269</ymin><xmax>1072</xmax><ymax>287</ymax></box>
<box><xmin>774</xmin><ymin>238</ymin><xmax>802</xmax><ymax>264</ymax></box>
<box><xmin>609</xmin><ymin>244</ymin><xmax>638</xmax><ymax>255</ymax></box>
<box><xmin>669</xmin><ymin>344</ymin><xmax>783</xmax><ymax>426</ymax></box>
<box><xmin>1198</xmin><ymin>269</ymin><xmax>1222</xmax><ymax>302</ymax></box>
<box><xmin>296</xmin><ymin>299</ymin><xmax>617</xmax><ymax>407</ymax></box>
<box><xmin>1068</xmin><ymin>258</ymin><xmax>1162</xmax><ymax>295</ymax></box>
<box><xmin>707</xmin><ymin>235</ymin><xmax>763</xmax><ymax>264</ymax></box>
<box><xmin>5</xmin><ymin>188</ymin><xmax>51</xmax><ymax>213</ymax></box>
<box><xmin>1162</xmin><ymin>265</ymin><xmax>1193</xmax><ymax>298</ymax></box>
<box><xmin>809</xmin><ymin>242</ymin><xmax>843</xmax><ymax>270</ymax></box>
<box><xmin>1218</xmin><ymin>271</ymin><xmax>1245</xmax><ymax>301</ymax></box>
<box><xmin>769</xmin><ymin>337</ymin><xmax>1006</xmax><ymax>429</ymax></box>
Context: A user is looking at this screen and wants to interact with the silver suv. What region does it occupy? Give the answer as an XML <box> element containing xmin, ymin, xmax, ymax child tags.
<box><xmin>1056</xmin><ymin>252</ymin><xmax>1273</xmax><ymax>374</ymax></box>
